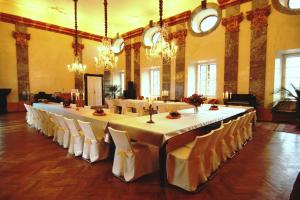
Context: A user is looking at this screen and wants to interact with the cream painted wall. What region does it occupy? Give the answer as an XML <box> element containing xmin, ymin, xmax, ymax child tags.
<box><xmin>82</xmin><ymin>39</ymin><xmax>99</xmax><ymax>74</ymax></box>
<box><xmin>185</xmin><ymin>18</ymin><xmax>225</xmax><ymax>100</ymax></box>
<box><xmin>0</xmin><ymin>22</ymin><xmax>18</xmax><ymax>102</ymax></box>
<box><xmin>265</xmin><ymin>7</ymin><xmax>300</xmax><ymax>107</ymax></box>
<box><xmin>28</xmin><ymin>28</ymin><xmax>74</xmax><ymax>94</ymax></box>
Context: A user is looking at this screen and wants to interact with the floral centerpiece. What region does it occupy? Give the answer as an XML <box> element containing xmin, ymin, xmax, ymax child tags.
<box><xmin>182</xmin><ymin>94</ymin><xmax>207</xmax><ymax>113</ymax></box>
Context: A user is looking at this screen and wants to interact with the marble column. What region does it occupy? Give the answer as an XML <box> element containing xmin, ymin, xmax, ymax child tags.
<box><xmin>72</xmin><ymin>37</ymin><xmax>84</xmax><ymax>91</ymax></box>
<box><xmin>221</xmin><ymin>13</ymin><xmax>244</xmax><ymax>94</ymax></box>
<box><xmin>173</xmin><ymin>29</ymin><xmax>187</xmax><ymax>100</ymax></box>
<box><xmin>124</xmin><ymin>44</ymin><xmax>132</xmax><ymax>89</ymax></box>
<box><xmin>246</xmin><ymin>5</ymin><xmax>271</xmax><ymax>107</ymax></box>
<box><xmin>132</xmin><ymin>42</ymin><xmax>141</xmax><ymax>97</ymax></box>
<box><xmin>12</xmin><ymin>25</ymin><xmax>31</xmax><ymax>101</ymax></box>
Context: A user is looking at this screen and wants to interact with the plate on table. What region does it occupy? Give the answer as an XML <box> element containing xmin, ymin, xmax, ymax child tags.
<box><xmin>93</xmin><ymin>112</ymin><xmax>106</xmax><ymax>116</ymax></box>
<box><xmin>209</xmin><ymin>105</ymin><xmax>219</xmax><ymax>111</ymax></box>
<box><xmin>166</xmin><ymin>111</ymin><xmax>181</xmax><ymax>119</ymax></box>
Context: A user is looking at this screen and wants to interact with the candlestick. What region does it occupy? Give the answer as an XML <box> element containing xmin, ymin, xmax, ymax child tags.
<box><xmin>147</xmin><ymin>104</ymin><xmax>154</xmax><ymax>124</ymax></box>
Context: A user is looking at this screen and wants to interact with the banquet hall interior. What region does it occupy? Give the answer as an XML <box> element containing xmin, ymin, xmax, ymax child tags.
<box><xmin>0</xmin><ymin>0</ymin><xmax>300</xmax><ymax>199</ymax></box>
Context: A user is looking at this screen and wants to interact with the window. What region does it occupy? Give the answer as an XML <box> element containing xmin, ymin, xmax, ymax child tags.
<box><xmin>188</xmin><ymin>4</ymin><xmax>221</xmax><ymax>36</ymax></box>
<box><xmin>188</xmin><ymin>62</ymin><xmax>217</xmax><ymax>97</ymax></box>
<box><xmin>273</xmin><ymin>53</ymin><xmax>300</xmax><ymax>100</ymax></box>
<box><xmin>200</xmin><ymin>15</ymin><xmax>218</xmax><ymax>32</ymax></box>
<box><xmin>141</xmin><ymin>67</ymin><xmax>160</xmax><ymax>98</ymax></box>
<box><xmin>113</xmin><ymin>71</ymin><xmax>124</xmax><ymax>95</ymax></box>
<box><xmin>289</xmin><ymin>0</ymin><xmax>300</xmax><ymax>9</ymax></box>
<box><xmin>284</xmin><ymin>55</ymin><xmax>300</xmax><ymax>96</ymax></box>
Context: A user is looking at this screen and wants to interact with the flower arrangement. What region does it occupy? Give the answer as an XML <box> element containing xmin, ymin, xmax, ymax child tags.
<box><xmin>183</xmin><ymin>94</ymin><xmax>207</xmax><ymax>112</ymax></box>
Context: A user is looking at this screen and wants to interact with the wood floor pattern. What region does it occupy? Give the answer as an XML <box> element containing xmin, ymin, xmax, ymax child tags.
<box><xmin>0</xmin><ymin>112</ymin><xmax>299</xmax><ymax>200</ymax></box>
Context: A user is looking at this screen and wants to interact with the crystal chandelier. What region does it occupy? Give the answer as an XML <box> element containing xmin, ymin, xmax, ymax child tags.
<box><xmin>67</xmin><ymin>0</ymin><xmax>87</xmax><ymax>73</ymax></box>
<box><xmin>94</xmin><ymin>0</ymin><xmax>117</xmax><ymax>71</ymax></box>
<box><xmin>146</xmin><ymin>0</ymin><xmax>178</xmax><ymax>62</ymax></box>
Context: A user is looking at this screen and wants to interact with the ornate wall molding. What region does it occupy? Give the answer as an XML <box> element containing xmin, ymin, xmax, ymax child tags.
<box><xmin>246</xmin><ymin>5</ymin><xmax>271</xmax><ymax>30</ymax></box>
<box><xmin>12</xmin><ymin>31</ymin><xmax>30</xmax><ymax>48</ymax></box>
<box><xmin>172</xmin><ymin>29</ymin><xmax>188</xmax><ymax>45</ymax></box>
<box><xmin>222</xmin><ymin>13</ymin><xmax>244</xmax><ymax>33</ymax></box>
<box><xmin>218</xmin><ymin>0</ymin><xmax>252</xmax><ymax>9</ymax></box>
<box><xmin>122</xmin><ymin>28</ymin><xmax>144</xmax><ymax>41</ymax></box>
<box><xmin>132</xmin><ymin>42</ymin><xmax>141</xmax><ymax>53</ymax></box>
<box><xmin>124</xmin><ymin>44</ymin><xmax>132</xmax><ymax>56</ymax></box>
<box><xmin>1</xmin><ymin>12</ymin><xmax>104</xmax><ymax>42</ymax></box>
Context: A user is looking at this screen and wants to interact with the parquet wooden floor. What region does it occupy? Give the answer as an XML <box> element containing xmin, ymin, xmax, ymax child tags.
<box><xmin>0</xmin><ymin>112</ymin><xmax>299</xmax><ymax>200</ymax></box>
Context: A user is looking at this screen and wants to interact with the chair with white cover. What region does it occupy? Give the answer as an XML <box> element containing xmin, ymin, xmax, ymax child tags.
<box><xmin>55</xmin><ymin>114</ymin><xmax>70</xmax><ymax>148</ymax></box>
<box><xmin>120</xmin><ymin>101</ymin><xmax>131</xmax><ymax>115</ymax></box>
<box><xmin>215</xmin><ymin>120</ymin><xmax>233</xmax><ymax>162</ymax></box>
<box><xmin>24</xmin><ymin>104</ymin><xmax>33</xmax><ymax>126</ymax></box>
<box><xmin>167</xmin><ymin>131</ymin><xmax>214</xmax><ymax>192</ymax></box>
<box><xmin>232</xmin><ymin>116</ymin><xmax>245</xmax><ymax>151</ymax></box>
<box><xmin>84</xmin><ymin>105</ymin><xmax>91</xmax><ymax>109</ymax></box>
<box><xmin>39</xmin><ymin>110</ymin><xmax>52</xmax><ymax>136</ymax></box>
<box><xmin>106</xmin><ymin>99</ymin><xmax>117</xmax><ymax>113</ymax></box>
<box><xmin>224</xmin><ymin>118</ymin><xmax>238</xmax><ymax>157</ymax></box>
<box><xmin>236</xmin><ymin>115</ymin><xmax>248</xmax><ymax>150</ymax></box>
<box><xmin>78</xmin><ymin>120</ymin><xmax>109</xmax><ymax>163</ymax></box>
<box><xmin>31</xmin><ymin>107</ymin><xmax>42</xmax><ymax>131</ymax></box>
<box><xmin>156</xmin><ymin>104</ymin><xmax>167</xmax><ymax>113</ymax></box>
<box><xmin>246</xmin><ymin>111</ymin><xmax>257</xmax><ymax>140</ymax></box>
<box><xmin>64</xmin><ymin>117</ymin><xmax>84</xmax><ymax>156</ymax></box>
<box><xmin>70</xmin><ymin>103</ymin><xmax>77</xmax><ymax>108</ymax></box>
<box><xmin>240</xmin><ymin>113</ymin><xmax>252</xmax><ymax>143</ymax></box>
<box><xmin>108</xmin><ymin>127</ymin><xmax>158</xmax><ymax>182</ymax></box>
<box><xmin>48</xmin><ymin>112</ymin><xmax>59</xmax><ymax>142</ymax></box>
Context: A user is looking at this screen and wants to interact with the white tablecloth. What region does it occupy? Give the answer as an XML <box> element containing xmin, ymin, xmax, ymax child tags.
<box><xmin>33</xmin><ymin>103</ymin><xmax>133</xmax><ymax>138</ymax></box>
<box><xmin>109</xmin><ymin>104</ymin><xmax>249</xmax><ymax>146</ymax></box>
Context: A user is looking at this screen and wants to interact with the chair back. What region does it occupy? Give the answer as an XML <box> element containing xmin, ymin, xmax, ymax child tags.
<box><xmin>156</xmin><ymin>104</ymin><xmax>167</xmax><ymax>113</ymax></box>
<box><xmin>64</xmin><ymin>117</ymin><xmax>81</xmax><ymax>137</ymax></box>
<box><xmin>189</xmin><ymin>130</ymin><xmax>215</xmax><ymax>158</ymax></box>
<box><xmin>108</xmin><ymin>127</ymin><xmax>132</xmax><ymax>152</ymax></box>
<box><xmin>206</xmin><ymin>125</ymin><xmax>224</xmax><ymax>152</ymax></box>
<box><xmin>106</xmin><ymin>99</ymin><xmax>115</xmax><ymax>107</ymax></box>
<box><xmin>220</xmin><ymin>120</ymin><xmax>233</xmax><ymax>141</ymax></box>
<box><xmin>55</xmin><ymin>114</ymin><xmax>68</xmax><ymax>131</ymax></box>
<box><xmin>24</xmin><ymin>104</ymin><xmax>30</xmax><ymax>112</ymax></box>
<box><xmin>77</xmin><ymin>120</ymin><xmax>97</xmax><ymax>141</ymax></box>
<box><xmin>84</xmin><ymin>105</ymin><xmax>91</xmax><ymax>109</ymax></box>
<box><xmin>120</xmin><ymin>101</ymin><xmax>129</xmax><ymax>114</ymax></box>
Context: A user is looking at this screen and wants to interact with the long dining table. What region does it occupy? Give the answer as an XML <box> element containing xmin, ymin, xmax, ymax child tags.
<box><xmin>33</xmin><ymin>102</ymin><xmax>252</xmax><ymax>186</ymax></box>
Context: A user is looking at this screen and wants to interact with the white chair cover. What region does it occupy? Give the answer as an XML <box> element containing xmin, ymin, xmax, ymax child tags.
<box><xmin>167</xmin><ymin>131</ymin><xmax>214</xmax><ymax>192</ymax></box>
<box><xmin>64</xmin><ymin>117</ymin><xmax>84</xmax><ymax>156</ymax></box>
<box><xmin>215</xmin><ymin>121</ymin><xmax>233</xmax><ymax>162</ymax></box>
<box><xmin>48</xmin><ymin>112</ymin><xmax>58</xmax><ymax>142</ymax></box>
<box><xmin>106</xmin><ymin>99</ymin><xmax>117</xmax><ymax>113</ymax></box>
<box><xmin>78</xmin><ymin>120</ymin><xmax>109</xmax><ymax>163</ymax></box>
<box><xmin>224</xmin><ymin>118</ymin><xmax>238</xmax><ymax>156</ymax></box>
<box><xmin>24</xmin><ymin>104</ymin><xmax>33</xmax><ymax>126</ymax></box>
<box><xmin>108</xmin><ymin>127</ymin><xmax>157</xmax><ymax>182</ymax></box>
<box><xmin>55</xmin><ymin>114</ymin><xmax>70</xmax><ymax>148</ymax></box>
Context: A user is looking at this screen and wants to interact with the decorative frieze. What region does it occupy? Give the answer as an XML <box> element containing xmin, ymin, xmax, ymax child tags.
<box><xmin>12</xmin><ymin>31</ymin><xmax>30</xmax><ymax>48</ymax></box>
<box><xmin>218</xmin><ymin>0</ymin><xmax>252</xmax><ymax>9</ymax></box>
<box><xmin>246</xmin><ymin>5</ymin><xmax>271</xmax><ymax>31</ymax></box>
<box><xmin>222</xmin><ymin>13</ymin><xmax>244</xmax><ymax>33</ymax></box>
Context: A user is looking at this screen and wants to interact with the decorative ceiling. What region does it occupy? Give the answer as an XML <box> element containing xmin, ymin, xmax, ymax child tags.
<box><xmin>0</xmin><ymin>0</ymin><xmax>218</xmax><ymax>37</ymax></box>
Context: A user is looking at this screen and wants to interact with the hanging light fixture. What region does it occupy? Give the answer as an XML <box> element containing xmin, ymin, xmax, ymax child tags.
<box><xmin>146</xmin><ymin>0</ymin><xmax>178</xmax><ymax>62</ymax></box>
<box><xmin>67</xmin><ymin>0</ymin><xmax>87</xmax><ymax>73</ymax></box>
<box><xmin>94</xmin><ymin>0</ymin><xmax>118</xmax><ymax>71</ymax></box>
